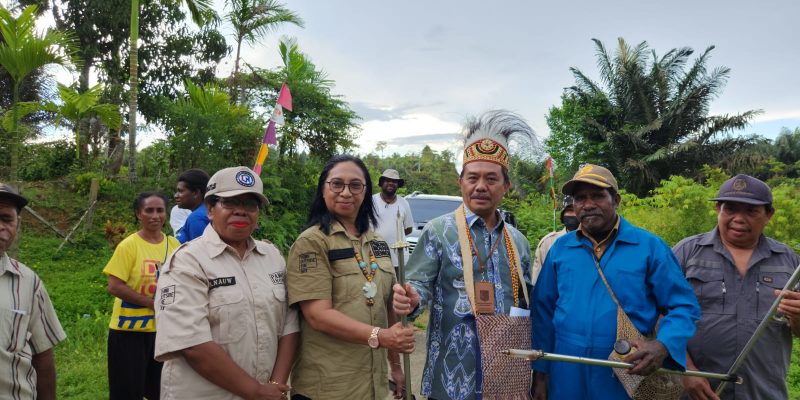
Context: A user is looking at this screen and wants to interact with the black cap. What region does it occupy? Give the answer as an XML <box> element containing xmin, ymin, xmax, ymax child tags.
<box><xmin>710</xmin><ymin>174</ymin><xmax>772</xmax><ymax>206</ymax></box>
<box><xmin>0</xmin><ymin>183</ymin><xmax>28</xmax><ymax>211</ymax></box>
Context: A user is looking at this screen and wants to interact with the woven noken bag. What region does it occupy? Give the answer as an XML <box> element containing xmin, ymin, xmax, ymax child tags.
<box><xmin>456</xmin><ymin>205</ymin><xmax>531</xmax><ymax>400</ymax></box>
<box><xmin>592</xmin><ymin>256</ymin><xmax>683</xmax><ymax>400</ymax></box>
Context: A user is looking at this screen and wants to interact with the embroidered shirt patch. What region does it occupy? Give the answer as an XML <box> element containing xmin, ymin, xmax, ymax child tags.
<box><xmin>209</xmin><ymin>276</ymin><xmax>236</xmax><ymax>289</ymax></box>
<box><xmin>371</xmin><ymin>240</ymin><xmax>391</xmax><ymax>258</ymax></box>
<box><xmin>299</xmin><ymin>252</ymin><xmax>317</xmax><ymax>273</ymax></box>
<box><xmin>160</xmin><ymin>285</ymin><xmax>176</xmax><ymax>306</ymax></box>
<box><xmin>269</xmin><ymin>271</ymin><xmax>284</xmax><ymax>285</ymax></box>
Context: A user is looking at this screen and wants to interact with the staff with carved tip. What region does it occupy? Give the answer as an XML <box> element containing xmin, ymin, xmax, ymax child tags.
<box><xmin>392</xmin><ymin>209</ymin><xmax>413</xmax><ymax>400</ymax></box>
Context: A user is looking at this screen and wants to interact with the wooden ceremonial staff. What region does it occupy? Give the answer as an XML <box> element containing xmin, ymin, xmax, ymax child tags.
<box><xmin>393</xmin><ymin>210</ymin><xmax>413</xmax><ymax>400</ymax></box>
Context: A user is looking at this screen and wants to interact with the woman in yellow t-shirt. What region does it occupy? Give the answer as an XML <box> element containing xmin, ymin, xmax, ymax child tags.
<box><xmin>103</xmin><ymin>191</ymin><xmax>180</xmax><ymax>400</ymax></box>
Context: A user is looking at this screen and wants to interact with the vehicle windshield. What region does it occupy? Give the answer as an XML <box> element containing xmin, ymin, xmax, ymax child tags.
<box><xmin>408</xmin><ymin>198</ymin><xmax>462</xmax><ymax>224</ymax></box>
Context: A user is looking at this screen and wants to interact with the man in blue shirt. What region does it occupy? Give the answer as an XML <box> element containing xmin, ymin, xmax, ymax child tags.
<box><xmin>174</xmin><ymin>169</ymin><xmax>210</xmax><ymax>243</ymax></box>
<box><xmin>531</xmin><ymin>164</ymin><xmax>700</xmax><ymax>399</ymax></box>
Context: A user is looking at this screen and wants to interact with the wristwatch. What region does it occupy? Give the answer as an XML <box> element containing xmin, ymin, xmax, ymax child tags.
<box><xmin>368</xmin><ymin>327</ymin><xmax>381</xmax><ymax>349</ymax></box>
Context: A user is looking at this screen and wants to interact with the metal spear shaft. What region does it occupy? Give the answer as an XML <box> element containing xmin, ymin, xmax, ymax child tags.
<box><xmin>715</xmin><ymin>263</ymin><xmax>800</xmax><ymax>395</ymax></box>
<box><xmin>503</xmin><ymin>349</ymin><xmax>742</xmax><ymax>384</ymax></box>
<box><xmin>393</xmin><ymin>210</ymin><xmax>413</xmax><ymax>400</ymax></box>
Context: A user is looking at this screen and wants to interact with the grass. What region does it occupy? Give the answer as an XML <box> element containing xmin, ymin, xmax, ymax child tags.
<box><xmin>18</xmin><ymin>233</ymin><xmax>112</xmax><ymax>399</ymax></box>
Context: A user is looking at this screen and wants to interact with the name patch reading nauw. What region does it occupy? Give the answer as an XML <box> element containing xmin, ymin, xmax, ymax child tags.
<box><xmin>209</xmin><ymin>276</ymin><xmax>236</xmax><ymax>289</ymax></box>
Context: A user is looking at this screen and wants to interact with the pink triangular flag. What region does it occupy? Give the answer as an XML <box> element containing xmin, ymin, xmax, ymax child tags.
<box><xmin>277</xmin><ymin>82</ymin><xmax>292</xmax><ymax>111</ymax></box>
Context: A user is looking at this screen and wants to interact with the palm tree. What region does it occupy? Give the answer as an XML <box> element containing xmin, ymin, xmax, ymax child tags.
<box><xmin>226</xmin><ymin>0</ymin><xmax>303</xmax><ymax>104</ymax></box>
<box><xmin>46</xmin><ymin>83</ymin><xmax>122</xmax><ymax>165</ymax></box>
<box><xmin>566</xmin><ymin>38</ymin><xmax>761</xmax><ymax>195</ymax></box>
<box><xmin>127</xmin><ymin>0</ymin><xmax>213</xmax><ymax>182</ymax></box>
<box><xmin>0</xmin><ymin>4</ymin><xmax>76</xmax><ymax>181</ymax></box>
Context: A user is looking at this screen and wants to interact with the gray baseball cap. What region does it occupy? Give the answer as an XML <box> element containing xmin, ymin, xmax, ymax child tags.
<box><xmin>205</xmin><ymin>166</ymin><xmax>269</xmax><ymax>206</ymax></box>
<box><xmin>710</xmin><ymin>174</ymin><xmax>772</xmax><ymax>205</ymax></box>
<box><xmin>0</xmin><ymin>183</ymin><xmax>28</xmax><ymax>211</ymax></box>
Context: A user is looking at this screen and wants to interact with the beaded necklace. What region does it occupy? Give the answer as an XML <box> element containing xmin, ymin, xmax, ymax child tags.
<box><xmin>354</xmin><ymin>242</ymin><xmax>379</xmax><ymax>306</ymax></box>
<box><xmin>463</xmin><ymin>211</ymin><xmax>520</xmax><ymax>308</ymax></box>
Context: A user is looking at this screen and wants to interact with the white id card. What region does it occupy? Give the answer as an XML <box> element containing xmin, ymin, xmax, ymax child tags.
<box><xmin>510</xmin><ymin>306</ymin><xmax>529</xmax><ymax>317</ymax></box>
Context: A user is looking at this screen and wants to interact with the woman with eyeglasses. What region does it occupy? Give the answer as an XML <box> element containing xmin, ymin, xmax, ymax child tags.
<box><xmin>103</xmin><ymin>191</ymin><xmax>180</xmax><ymax>400</ymax></box>
<box><xmin>286</xmin><ymin>155</ymin><xmax>416</xmax><ymax>400</ymax></box>
<box><xmin>155</xmin><ymin>166</ymin><xmax>299</xmax><ymax>400</ymax></box>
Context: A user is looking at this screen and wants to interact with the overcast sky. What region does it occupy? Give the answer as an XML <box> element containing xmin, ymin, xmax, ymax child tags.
<box><xmin>213</xmin><ymin>0</ymin><xmax>799</xmax><ymax>157</ymax></box>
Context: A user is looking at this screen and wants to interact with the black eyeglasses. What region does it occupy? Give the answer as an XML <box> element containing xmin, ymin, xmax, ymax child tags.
<box><xmin>219</xmin><ymin>196</ymin><xmax>261</xmax><ymax>212</ymax></box>
<box><xmin>326</xmin><ymin>180</ymin><xmax>365</xmax><ymax>194</ymax></box>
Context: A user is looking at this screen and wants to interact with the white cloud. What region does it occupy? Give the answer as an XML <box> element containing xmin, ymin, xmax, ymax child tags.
<box><xmin>357</xmin><ymin>113</ymin><xmax>461</xmax><ymax>155</ymax></box>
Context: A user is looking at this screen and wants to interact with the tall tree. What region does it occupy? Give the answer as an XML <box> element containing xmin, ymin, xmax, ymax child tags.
<box><xmin>226</xmin><ymin>0</ymin><xmax>303</xmax><ymax>104</ymax></box>
<box><xmin>162</xmin><ymin>80</ymin><xmax>263</xmax><ymax>171</ymax></box>
<box><xmin>547</xmin><ymin>38</ymin><xmax>761</xmax><ymax>196</ymax></box>
<box><xmin>127</xmin><ymin>0</ymin><xmax>215</xmax><ymax>182</ymax></box>
<box><xmin>0</xmin><ymin>4</ymin><xmax>76</xmax><ymax>181</ymax></box>
<box><xmin>44</xmin><ymin>83</ymin><xmax>122</xmax><ymax>165</ymax></box>
<box><xmin>51</xmin><ymin>0</ymin><xmax>227</xmax><ymax>176</ymax></box>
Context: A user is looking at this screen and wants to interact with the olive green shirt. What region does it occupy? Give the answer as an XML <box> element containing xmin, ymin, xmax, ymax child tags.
<box><xmin>287</xmin><ymin>221</ymin><xmax>396</xmax><ymax>400</ymax></box>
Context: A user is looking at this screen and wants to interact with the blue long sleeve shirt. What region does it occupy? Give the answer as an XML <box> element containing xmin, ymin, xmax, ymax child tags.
<box><xmin>532</xmin><ymin>216</ymin><xmax>700</xmax><ymax>399</ymax></box>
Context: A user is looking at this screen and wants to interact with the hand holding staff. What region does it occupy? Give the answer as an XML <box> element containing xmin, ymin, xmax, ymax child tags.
<box><xmin>503</xmin><ymin>349</ymin><xmax>742</xmax><ymax>384</ymax></box>
<box><xmin>392</xmin><ymin>210</ymin><xmax>414</xmax><ymax>400</ymax></box>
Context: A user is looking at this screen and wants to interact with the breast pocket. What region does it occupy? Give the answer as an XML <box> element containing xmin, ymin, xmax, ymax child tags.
<box><xmin>375</xmin><ymin>258</ymin><xmax>395</xmax><ymax>305</ymax></box>
<box><xmin>208</xmin><ymin>289</ymin><xmax>247</xmax><ymax>344</ymax></box>
<box><xmin>685</xmin><ymin>266</ymin><xmax>726</xmax><ymax>315</ymax></box>
<box><xmin>757</xmin><ymin>266</ymin><xmax>792</xmax><ymax>318</ymax></box>
<box><xmin>330</xmin><ymin>259</ymin><xmax>363</xmax><ymax>301</ymax></box>
<box><xmin>0</xmin><ymin>308</ymin><xmax>31</xmax><ymax>353</ymax></box>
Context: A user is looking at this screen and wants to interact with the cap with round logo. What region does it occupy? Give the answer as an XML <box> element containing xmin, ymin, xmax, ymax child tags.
<box><xmin>205</xmin><ymin>166</ymin><xmax>269</xmax><ymax>206</ymax></box>
<box><xmin>710</xmin><ymin>174</ymin><xmax>772</xmax><ymax>205</ymax></box>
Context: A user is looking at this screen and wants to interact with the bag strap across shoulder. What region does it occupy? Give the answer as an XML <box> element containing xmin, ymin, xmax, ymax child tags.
<box><xmin>587</xmin><ymin>248</ymin><xmax>645</xmax><ymax>340</ymax></box>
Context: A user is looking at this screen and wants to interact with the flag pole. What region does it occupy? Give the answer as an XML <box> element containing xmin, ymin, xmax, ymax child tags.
<box><xmin>547</xmin><ymin>157</ymin><xmax>556</xmax><ymax>231</ymax></box>
<box><xmin>254</xmin><ymin>83</ymin><xmax>292</xmax><ymax>175</ymax></box>
<box><xmin>393</xmin><ymin>210</ymin><xmax>413</xmax><ymax>400</ymax></box>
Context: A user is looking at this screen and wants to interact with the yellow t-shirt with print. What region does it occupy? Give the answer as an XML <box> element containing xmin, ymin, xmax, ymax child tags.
<box><xmin>103</xmin><ymin>233</ymin><xmax>180</xmax><ymax>332</ymax></box>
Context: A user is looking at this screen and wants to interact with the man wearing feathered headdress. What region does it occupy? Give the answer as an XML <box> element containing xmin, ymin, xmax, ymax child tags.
<box><xmin>393</xmin><ymin>110</ymin><xmax>534</xmax><ymax>399</ymax></box>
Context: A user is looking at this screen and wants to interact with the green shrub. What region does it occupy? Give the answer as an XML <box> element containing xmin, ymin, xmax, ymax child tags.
<box><xmin>19</xmin><ymin>140</ymin><xmax>76</xmax><ymax>180</ymax></box>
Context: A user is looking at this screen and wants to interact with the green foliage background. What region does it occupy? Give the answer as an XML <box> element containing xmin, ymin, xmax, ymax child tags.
<box><xmin>14</xmin><ymin>160</ymin><xmax>800</xmax><ymax>398</ymax></box>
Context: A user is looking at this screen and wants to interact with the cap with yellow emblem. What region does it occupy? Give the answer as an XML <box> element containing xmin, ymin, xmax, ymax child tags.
<box><xmin>561</xmin><ymin>164</ymin><xmax>619</xmax><ymax>195</ymax></box>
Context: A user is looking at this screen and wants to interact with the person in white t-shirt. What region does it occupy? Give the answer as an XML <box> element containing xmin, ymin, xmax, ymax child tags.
<box><xmin>372</xmin><ymin>169</ymin><xmax>414</xmax><ymax>268</ymax></box>
<box><xmin>169</xmin><ymin>205</ymin><xmax>191</xmax><ymax>236</ymax></box>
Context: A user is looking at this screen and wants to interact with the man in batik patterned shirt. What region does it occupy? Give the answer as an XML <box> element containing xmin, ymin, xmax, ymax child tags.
<box><xmin>393</xmin><ymin>110</ymin><xmax>533</xmax><ymax>400</ymax></box>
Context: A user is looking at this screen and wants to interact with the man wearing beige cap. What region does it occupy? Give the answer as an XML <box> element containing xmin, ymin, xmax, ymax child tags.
<box><xmin>155</xmin><ymin>166</ymin><xmax>299</xmax><ymax>400</ymax></box>
<box><xmin>674</xmin><ymin>174</ymin><xmax>800</xmax><ymax>400</ymax></box>
<box><xmin>372</xmin><ymin>169</ymin><xmax>414</xmax><ymax>268</ymax></box>
<box><xmin>531</xmin><ymin>164</ymin><xmax>700</xmax><ymax>399</ymax></box>
<box><xmin>0</xmin><ymin>183</ymin><xmax>66</xmax><ymax>400</ymax></box>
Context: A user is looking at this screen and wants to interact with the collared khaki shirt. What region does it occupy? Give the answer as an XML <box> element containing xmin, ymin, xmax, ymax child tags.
<box><xmin>0</xmin><ymin>253</ymin><xmax>66</xmax><ymax>400</ymax></box>
<box><xmin>577</xmin><ymin>215</ymin><xmax>621</xmax><ymax>259</ymax></box>
<box><xmin>287</xmin><ymin>222</ymin><xmax>396</xmax><ymax>400</ymax></box>
<box><xmin>154</xmin><ymin>225</ymin><xmax>299</xmax><ymax>400</ymax></box>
